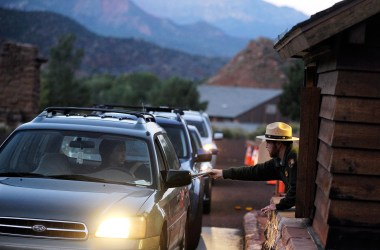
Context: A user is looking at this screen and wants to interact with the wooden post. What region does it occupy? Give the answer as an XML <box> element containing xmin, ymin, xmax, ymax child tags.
<box><xmin>296</xmin><ymin>65</ymin><xmax>321</xmax><ymax>218</ymax></box>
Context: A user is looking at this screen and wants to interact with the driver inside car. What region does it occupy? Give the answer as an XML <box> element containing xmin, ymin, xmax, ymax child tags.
<box><xmin>99</xmin><ymin>139</ymin><xmax>126</xmax><ymax>169</ymax></box>
<box><xmin>98</xmin><ymin>139</ymin><xmax>150</xmax><ymax>182</ymax></box>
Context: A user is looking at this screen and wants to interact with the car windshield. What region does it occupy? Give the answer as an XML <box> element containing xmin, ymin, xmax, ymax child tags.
<box><xmin>0</xmin><ymin>130</ymin><xmax>153</xmax><ymax>186</ymax></box>
<box><xmin>185</xmin><ymin>119</ymin><xmax>209</xmax><ymax>138</ymax></box>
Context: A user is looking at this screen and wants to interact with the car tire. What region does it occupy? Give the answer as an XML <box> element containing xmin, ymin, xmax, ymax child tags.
<box><xmin>187</xmin><ymin>200</ymin><xmax>203</xmax><ymax>250</ymax></box>
<box><xmin>180</xmin><ymin>214</ymin><xmax>189</xmax><ymax>250</ymax></box>
<box><xmin>203</xmin><ymin>178</ymin><xmax>212</xmax><ymax>214</ymax></box>
<box><xmin>159</xmin><ymin>226</ymin><xmax>167</xmax><ymax>250</ymax></box>
<box><xmin>203</xmin><ymin>200</ymin><xmax>211</xmax><ymax>214</ymax></box>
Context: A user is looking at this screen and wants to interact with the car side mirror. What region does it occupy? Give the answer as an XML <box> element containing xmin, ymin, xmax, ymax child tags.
<box><xmin>213</xmin><ymin>132</ymin><xmax>223</xmax><ymax>140</ymax></box>
<box><xmin>195</xmin><ymin>148</ymin><xmax>212</xmax><ymax>162</ymax></box>
<box><xmin>162</xmin><ymin>170</ymin><xmax>191</xmax><ymax>188</ymax></box>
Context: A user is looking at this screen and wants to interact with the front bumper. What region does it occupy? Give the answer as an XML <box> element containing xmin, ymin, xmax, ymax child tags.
<box><xmin>0</xmin><ymin>234</ymin><xmax>160</xmax><ymax>250</ymax></box>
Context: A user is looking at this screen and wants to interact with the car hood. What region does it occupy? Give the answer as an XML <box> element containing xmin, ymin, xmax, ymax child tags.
<box><xmin>0</xmin><ymin>177</ymin><xmax>155</xmax><ymax>230</ymax></box>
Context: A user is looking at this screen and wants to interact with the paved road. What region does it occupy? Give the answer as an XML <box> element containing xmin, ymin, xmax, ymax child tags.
<box><xmin>196</xmin><ymin>164</ymin><xmax>274</xmax><ymax>249</ymax></box>
<box><xmin>203</xmin><ymin>178</ymin><xmax>273</xmax><ymax>229</ymax></box>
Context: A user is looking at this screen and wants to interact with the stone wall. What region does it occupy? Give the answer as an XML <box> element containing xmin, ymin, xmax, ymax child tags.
<box><xmin>0</xmin><ymin>42</ymin><xmax>46</xmax><ymax>132</ymax></box>
<box><xmin>262</xmin><ymin>197</ymin><xmax>319</xmax><ymax>250</ymax></box>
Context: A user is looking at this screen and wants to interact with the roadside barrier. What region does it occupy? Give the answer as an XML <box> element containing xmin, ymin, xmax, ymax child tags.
<box><xmin>251</xmin><ymin>146</ymin><xmax>259</xmax><ymax>166</ymax></box>
<box><xmin>244</xmin><ymin>145</ymin><xmax>253</xmax><ymax>166</ymax></box>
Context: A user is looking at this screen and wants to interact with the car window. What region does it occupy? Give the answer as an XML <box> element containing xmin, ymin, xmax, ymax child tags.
<box><xmin>0</xmin><ymin>130</ymin><xmax>152</xmax><ymax>186</ymax></box>
<box><xmin>154</xmin><ymin>140</ymin><xmax>166</xmax><ymax>171</ymax></box>
<box><xmin>189</xmin><ymin>129</ymin><xmax>202</xmax><ymax>151</ymax></box>
<box><xmin>185</xmin><ymin>120</ymin><xmax>209</xmax><ymax>138</ymax></box>
<box><xmin>157</xmin><ymin>134</ymin><xmax>180</xmax><ymax>170</ymax></box>
<box><xmin>159</xmin><ymin>125</ymin><xmax>189</xmax><ymax>159</ymax></box>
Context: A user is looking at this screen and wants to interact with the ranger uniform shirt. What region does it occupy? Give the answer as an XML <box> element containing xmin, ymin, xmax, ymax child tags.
<box><xmin>222</xmin><ymin>146</ymin><xmax>297</xmax><ymax>210</ymax></box>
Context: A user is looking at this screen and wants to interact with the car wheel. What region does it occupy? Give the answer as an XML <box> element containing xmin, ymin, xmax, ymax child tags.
<box><xmin>203</xmin><ymin>178</ymin><xmax>212</xmax><ymax>214</ymax></box>
<box><xmin>203</xmin><ymin>200</ymin><xmax>211</xmax><ymax>214</ymax></box>
<box><xmin>159</xmin><ymin>226</ymin><xmax>167</xmax><ymax>250</ymax></box>
<box><xmin>187</xmin><ymin>200</ymin><xmax>202</xmax><ymax>249</ymax></box>
<box><xmin>180</xmin><ymin>215</ymin><xmax>189</xmax><ymax>250</ymax></box>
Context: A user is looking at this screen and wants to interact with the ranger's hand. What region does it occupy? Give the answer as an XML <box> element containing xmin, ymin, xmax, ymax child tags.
<box><xmin>209</xmin><ymin>169</ymin><xmax>223</xmax><ymax>180</ymax></box>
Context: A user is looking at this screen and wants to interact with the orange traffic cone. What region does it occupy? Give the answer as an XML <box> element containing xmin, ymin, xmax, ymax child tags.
<box><xmin>277</xmin><ymin>181</ymin><xmax>285</xmax><ymax>194</ymax></box>
<box><xmin>266</xmin><ymin>180</ymin><xmax>276</xmax><ymax>185</ymax></box>
<box><xmin>251</xmin><ymin>146</ymin><xmax>259</xmax><ymax>166</ymax></box>
<box><xmin>244</xmin><ymin>145</ymin><xmax>252</xmax><ymax>166</ymax></box>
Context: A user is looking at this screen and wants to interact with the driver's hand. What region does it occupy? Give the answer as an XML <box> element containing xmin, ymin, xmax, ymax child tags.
<box><xmin>209</xmin><ymin>169</ymin><xmax>223</xmax><ymax>180</ymax></box>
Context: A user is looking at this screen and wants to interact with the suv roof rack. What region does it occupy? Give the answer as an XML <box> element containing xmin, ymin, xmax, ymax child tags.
<box><xmin>94</xmin><ymin>104</ymin><xmax>185</xmax><ymax>115</ymax></box>
<box><xmin>42</xmin><ymin>107</ymin><xmax>156</xmax><ymax>123</ymax></box>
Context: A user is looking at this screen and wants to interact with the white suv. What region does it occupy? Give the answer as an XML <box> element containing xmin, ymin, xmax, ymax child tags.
<box><xmin>183</xmin><ymin>111</ymin><xmax>223</xmax><ymax>168</ymax></box>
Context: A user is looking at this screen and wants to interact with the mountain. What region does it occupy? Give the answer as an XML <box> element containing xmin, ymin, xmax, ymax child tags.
<box><xmin>133</xmin><ymin>0</ymin><xmax>308</xmax><ymax>39</ymax></box>
<box><xmin>0</xmin><ymin>0</ymin><xmax>248</xmax><ymax>57</ymax></box>
<box><xmin>0</xmin><ymin>8</ymin><xmax>227</xmax><ymax>80</ymax></box>
<box><xmin>207</xmin><ymin>38</ymin><xmax>289</xmax><ymax>89</ymax></box>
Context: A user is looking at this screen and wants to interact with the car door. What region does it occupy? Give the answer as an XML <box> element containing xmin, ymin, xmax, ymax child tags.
<box><xmin>155</xmin><ymin>134</ymin><xmax>188</xmax><ymax>249</ymax></box>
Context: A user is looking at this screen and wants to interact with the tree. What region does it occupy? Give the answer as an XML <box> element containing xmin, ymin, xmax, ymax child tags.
<box><xmin>82</xmin><ymin>72</ymin><xmax>160</xmax><ymax>106</ymax></box>
<box><xmin>278</xmin><ymin>60</ymin><xmax>304</xmax><ymax>121</ymax></box>
<box><xmin>40</xmin><ymin>34</ymin><xmax>89</xmax><ymax>109</ymax></box>
<box><xmin>149</xmin><ymin>77</ymin><xmax>208</xmax><ymax>110</ymax></box>
<box><xmin>123</xmin><ymin>73</ymin><xmax>160</xmax><ymax>105</ymax></box>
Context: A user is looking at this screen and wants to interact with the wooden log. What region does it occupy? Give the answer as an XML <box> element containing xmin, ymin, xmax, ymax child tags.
<box><xmin>316</xmin><ymin>164</ymin><xmax>380</xmax><ymax>201</ymax></box>
<box><xmin>317</xmin><ymin>70</ymin><xmax>380</xmax><ymax>98</ymax></box>
<box><xmin>317</xmin><ymin>141</ymin><xmax>380</xmax><ymax>175</ymax></box>
<box><xmin>311</xmin><ymin>209</ymin><xmax>328</xmax><ymax>247</ymax></box>
<box><xmin>325</xmin><ymin>226</ymin><xmax>380</xmax><ymax>250</ymax></box>
<box><xmin>329</xmin><ymin>199</ymin><xmax>380</xmax><ymax>227</ymax></box>
<box><xmin>314</xmin><ymin>186</ymin><xmax>330</xmax><ymax>224</ymax></box>
<box><xmin>319</xmin><ymin>118</ymin><xmax>380</xmax><ymax>150</ymax></box>
<box><xmin>320</xmin><ymin>95</ymin><xmax>380</xmax><ymax>124</ymax></box>
<box><xmin>337</xmin><ymin>45</ymin><xmax>380</xmax><ymax>73</ymax></box>
<box><xmin>330</xmin><ymin>174</ymin><xmax>380</xmax><ymax>201</ymax></box>
<box><xmin>315</xmin><ymin>165</ymin><xmax>331</xmax><ymax>198</ymax></box>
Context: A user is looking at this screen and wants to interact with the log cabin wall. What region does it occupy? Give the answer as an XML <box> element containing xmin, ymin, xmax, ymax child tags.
<box><xmin>311</xmin><ymin>13</ymin><xmax>380</xmax><ymax>250</ymax></box>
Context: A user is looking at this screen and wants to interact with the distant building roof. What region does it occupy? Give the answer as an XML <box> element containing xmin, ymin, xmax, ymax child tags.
<box><xmin>198</xmin><ymin>85</ymin><xmax>282</xmax><ymax>118</ymax></box>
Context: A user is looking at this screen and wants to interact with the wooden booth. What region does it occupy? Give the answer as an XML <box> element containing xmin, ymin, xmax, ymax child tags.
<box><xmin>274</xmin><ymin>0</ymin><xmax>380</xmax><ymax>249</ymax></box>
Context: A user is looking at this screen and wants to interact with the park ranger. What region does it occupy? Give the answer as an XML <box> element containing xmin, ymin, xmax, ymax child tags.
<box><xmin>209</xmin><ymin>122</ymin><xmax>299</xmax><ymax>213</ymax></box>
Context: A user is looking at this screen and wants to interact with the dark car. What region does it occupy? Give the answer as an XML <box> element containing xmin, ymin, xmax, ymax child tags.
<box><xmin>147</xmin><ymin>108</ymin><xmax>212</xmax><ymax>250</ymax></box>
<box><xmin>187</xmin><ymin>125</ymin><xmax>213</xmax><ymax>214</ymax></box>
<box><xmin>0</xmin><ymin>107</ymin><xmax>191</xmax><ymax>250</ymax></box>
<box><xmin>92</xmin><ymin>105</ymin><xmax>212</xmax><ymax>249</ymax></box>
<box><xmin>183</xmin><ymin>110</ymin><xmax>223</xmax><ymax>168</ymax></box>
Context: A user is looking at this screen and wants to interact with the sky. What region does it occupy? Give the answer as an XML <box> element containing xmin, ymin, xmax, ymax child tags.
<box><xmin>263</xmin><ymin>0</ymin><xmax>343</xmax><ymax>16</ymax></box>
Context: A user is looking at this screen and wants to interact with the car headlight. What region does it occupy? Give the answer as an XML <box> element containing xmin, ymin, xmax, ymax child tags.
<box><xmin>203</xmin><ymin>143</ymin><xmax>214</xmax><ymax>152</ymax></box>
<box><xmin>95</xmin><ymin>217</ymin><xmax>146</xmax><ymax>239</ymax></box>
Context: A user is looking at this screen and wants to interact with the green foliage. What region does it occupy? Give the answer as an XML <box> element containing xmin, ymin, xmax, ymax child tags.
<box><xmin>82</xmin><ymin>72</ymin><xmax>160</xmax><ymax>106</ymax></box>
<box><xmin>39</xmin><ymin>34</ymin><xmax>206</xmax><ymax>110</ymax></box>
<box><xmin>40</xmin><ymin>34</ymin><xmax>89</xmax><ymax>109</ymax></box>
<box><xmin>247</xmin><ymin>125</ymin><xmax>267</xmax><ymax>140</ymax></box>
<box><xmin>149</xmin><ymin>77</ymin><xmax>208</xmax><ymax>110</ymax></box>
<box><xmin>278</xmin><ymin>59</ymin><xmax>304</xmax><ymax>121</ymax></box>
<box><xmin>218</xmin><ymin>127</ymin><xmax>247</xmax><ymax>140</ymax></box>
<box><xmin>81</xmin><ymin>73</ymin><xmax>206</xmax><ymax>109</ymax></box>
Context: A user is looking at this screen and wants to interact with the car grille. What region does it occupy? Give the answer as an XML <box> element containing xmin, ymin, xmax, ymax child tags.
<box><xmin>0</xmin><ymin>217</ymin><xmax>88</xmax><ymax>240</ymax></box>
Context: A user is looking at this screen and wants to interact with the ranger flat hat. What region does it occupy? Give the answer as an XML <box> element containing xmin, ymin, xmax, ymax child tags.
<box><xmin>256</xmin><ymin>122</ymin><xmax>299</xmax><ymax>141</ymax></box>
